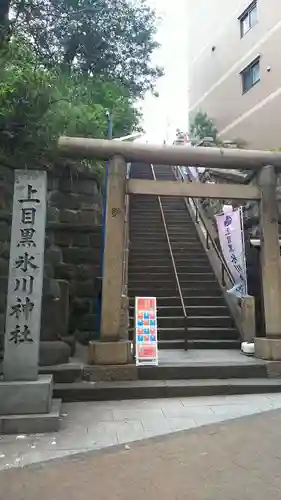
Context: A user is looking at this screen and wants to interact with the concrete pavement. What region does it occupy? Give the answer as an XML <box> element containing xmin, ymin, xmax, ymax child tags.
<box><xmin>1</xmin><ymin>393</ymin><xmax>281</xmax><ymax>470</ymax></box>
<box><xmin>2</xmin><ymin>408</ymin><xmax>281</xmax><ymax>499</ymax></box>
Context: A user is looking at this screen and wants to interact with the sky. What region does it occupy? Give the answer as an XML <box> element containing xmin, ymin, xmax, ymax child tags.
<box><xmin>139</xmin><ymin>0</ymin><xmax>189</xmax><ymax>144</ymax></box>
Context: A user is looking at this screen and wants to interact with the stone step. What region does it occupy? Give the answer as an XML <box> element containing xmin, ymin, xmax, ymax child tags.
<box><xmin>129</xmin><ymin>296</ymin><xmax>226</xmax><ymax>307</ymax></box>
<box><xmin>129</xmin><ymin>255</ymin><xmax>208</xmax><ymax>262</ymax></box>
<box><xmin>129</xmin><ymin>278</ymin><xmax>218</xmax><ymax>287</ymax></box>
<box><xmin>129</xmin><ymin>282</ymin><xmax>221</xmax><ymax>293</ymax></box>
<box><xmin>0</xmin><ymin>399</ymin><xmax>61</xmax><ymax>434</ymax></box>
<box><xmin>129</xmin><ymin>288</ymin><xmax>222</xmax><ymax>298</ymax></box>
<box><xmin>40</xmin><ymin>364</ymin><xmax>83</xmax><ymax>383</ymax></box>
<box><xmin>129</xmin><ymin>241</ymin><xmax>203</xmax><ymax>248</ymax></box>
<box><xmin>128</xmin><ymin>264</ymin><xmax>210</xmax><ymax>273</ymax></box>
<box><xmin>161</xmin><ymin>213</ymin><xmax>193</xmax><ymax>217</ymax></box>
<box><xmin>129</xmin><ymin>216</ymin><xmax>163</xmax><ymax>221</ymax></box>
<box><xmin>129</xmin><ymin>243</ymin><xmax>203</xmax><ymax>251</ymax></box>
<box><xmin>129</xmin><ymin>273</ymin><xmax>215</xmax><ymax>282</ymax></box>
<box><xmin>130</xmin><ymin>215</ymin><xmax>193</xmax><ymax>221</ymax></box>
<box><xmin>129</xmin><ymin>326</ymin><xmax>238</xmax><ymax>340</ymax></box>
<box><xmin>130</xmin><ymin>224</ymin><xmax>195</xmax><ymax>231</ymax></box>
<box><xmin>130</xmin><ymin>230</ymin><xmax>196</xmax><ymax>236</ymax></box>
<box><xmin>161</xmin><ymin>200</ymin><xmax>190</xmax><ymax>205</ymax></box>
<box><xmin>129</xmin><ymin>236</ymin><xmax>199</xmax><ymax>243</ymax></box>
<box><xmin>138</xmin><ymin>363</ymin><xmax>267</xmax><ymax>380</ymax></box>
<box><xmin>130</xmin><ymin>316</ymin><xmax>234</xmax><ymax>329</ymax></box>
<box><xmin>130</xmin><ymin>205</ymin><xmax>162</xmax><ymax>209</ymax></box>
<box><xmin>169</xmin><ymin>236</ymin><xmax>199</xmax><ymax>241</ymax></box>
<box><xmin>129</xmin><ymin>236</ymin><xmax>168</xmax><ymax>242</ymax></box>
<box><xmin>129</xmin><ymin>242</ymin><xmax>201</xmax><ymax>250</ymax></box>
<box><xmin>158</xmin><ymin>339</ymin><xmax>241</xmax><ymax>350</ymax></box>
<box><xmin>128</xmin><ymin>264</ymin><xmax>212</xmax><ymax>273</ymax></box>
<box><xmin>129</xmin><ymin>305</ymin><xmax>229</xmax><ymax>317</ymax></box>
<box><xmin>129</xmin><ymin>256</ymin><xmax>209</xmax><ymax>265</ymax></box>
<box><xmin>168</xmin><ymin>241</ymin><xmax>202</xmax><ymax>247</ymax></box>
<box><xmin>53</xmin><ymin>379</ymin><xmax>281</xmax><ymax>402</ymax></box>
<box><xmin>128</xmin><ymin>292</ymin><xmax>222</xmax><ymax>301</ymax></box>
<box><xmin>129</xmin><ymin>289</ymin><xmax>179</xmax><ymax>297</ymax></box>
<box><xmin>129</xmin><ymin>284</ymin><xmax>219</xmax><ymax>294</ymax></box>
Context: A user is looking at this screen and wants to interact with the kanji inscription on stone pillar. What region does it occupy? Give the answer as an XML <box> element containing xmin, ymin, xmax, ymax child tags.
<box><xmin>3</xmin><ymin>170</ymin><xmax>47</xmax><ymax>381</ymax></box>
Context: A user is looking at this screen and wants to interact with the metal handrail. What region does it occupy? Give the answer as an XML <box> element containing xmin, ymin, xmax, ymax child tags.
<box><xmin>173</xmin><ymin>166</ymin><xmax>235</xmax><ymax>288</ymax></box>
<box><xmin>151</xmin><ymin>164</ymin><xmax>189</xmax><ymax>350</ymax></box>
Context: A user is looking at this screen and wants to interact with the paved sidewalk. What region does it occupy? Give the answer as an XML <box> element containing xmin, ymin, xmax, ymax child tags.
<box><xmin>1</xmin><ymin>392</ymin><xmax>281</xmax><ymax>469</ymax></box>
<box><xmin>2</xmin><ymin>408</ymin><xmax>281</xmax><ymax>499</ymax></box>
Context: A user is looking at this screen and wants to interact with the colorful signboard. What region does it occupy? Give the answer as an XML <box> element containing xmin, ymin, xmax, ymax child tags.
<box><xmin>135</xmin><ymin>297</ymin><xmax>158</xmax><ymax>366</ymax></box>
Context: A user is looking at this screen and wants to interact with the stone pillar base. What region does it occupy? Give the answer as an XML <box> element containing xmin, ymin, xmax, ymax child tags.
<box><xmin>88</xmin><ymin>340</ymin><xmax>133</xmax><ymax>365</ymax></box>
<box><xmin>255</xmin><ymin>337</ymin><xmax>281</xmax><ymax>360</ymax></box>
<box><xmin>241</xmin><ymin>295</ymin><xmax>256</xmax><ymax>343</ymax></box>
<box><xmin>0</xmin><ymin>375</ymin><xmax>61</xmax><ymax>434</ymax></box>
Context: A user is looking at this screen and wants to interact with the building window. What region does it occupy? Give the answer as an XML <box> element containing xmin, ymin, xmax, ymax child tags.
<box><xmin>240</xmin><ymin>1</ymin><xmax>258</xmax><ymax>37</ymax></box>
<box><xmin>241</xmin><ymin>57</ymin><xmax>260</xmax><ymax>93</ymax></box>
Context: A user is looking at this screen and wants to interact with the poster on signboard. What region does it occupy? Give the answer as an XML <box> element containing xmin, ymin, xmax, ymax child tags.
<box><xmin>215</xmin><ymin>206</ymin><xmax>247</xmax><ymax>297</ymax></box>
<box><xmin>135</xmin><ymin>297</ymin><xmax>158</xmax><ymax>366</ymax></box>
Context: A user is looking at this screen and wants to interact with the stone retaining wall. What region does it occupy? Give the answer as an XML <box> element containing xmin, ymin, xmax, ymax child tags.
<box><xmin>0</xmin><ymin>163</ymin><xmax>103</xmax><ymax>366</ymax></box>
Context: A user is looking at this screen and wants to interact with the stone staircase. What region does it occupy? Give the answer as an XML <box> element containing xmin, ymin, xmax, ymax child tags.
<box><xmin>128</xmin><ymin>163</ymin><xmax>240</xmax><ymax>351</ymax></box>
<box><xmin>42</xmin><ymin>162</ymin><xmax>281</xmax><ymax>401</ymax></box>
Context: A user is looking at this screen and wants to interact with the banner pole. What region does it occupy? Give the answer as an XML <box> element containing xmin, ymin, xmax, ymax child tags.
<box><xmin>240</xmin><ymin>206</ymin><xmax>248</xmax><ymax>295</ymax></box>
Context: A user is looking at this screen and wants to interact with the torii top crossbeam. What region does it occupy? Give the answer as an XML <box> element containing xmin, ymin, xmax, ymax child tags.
<box><xmin>58</xmin><ymin>136</ymin><xmax>281</xmax><ymax>170</ymax></box>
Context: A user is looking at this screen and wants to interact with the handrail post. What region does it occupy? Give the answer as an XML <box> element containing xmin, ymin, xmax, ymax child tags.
<box><xmin>184</xmin><ymin>317</ymin><xmax>188</xmax><ymax>352</ymax></box>
<box><xmin>195</xmin><ymin>204</ymin><xmax>199</xmax><ymax>223</ymax></box>
<box><xmin>221</xmin><ymin>264</ymin><xmax>225</xmax><ymax>287</ymax></box>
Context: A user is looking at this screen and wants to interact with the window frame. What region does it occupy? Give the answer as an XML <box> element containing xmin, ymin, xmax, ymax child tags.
<box><xmin>239</xmin><ymin>1</ymin><xmax>258</xmax><ymax>38</ymax></box>
<box><xmin>240</xmin><ymin>56</ymin><xmax>261</xmax><ymax>94</ymax></box>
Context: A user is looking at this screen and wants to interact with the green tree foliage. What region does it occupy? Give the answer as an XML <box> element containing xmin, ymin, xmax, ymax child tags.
<box><xmin>0</xmin><ymin>39</ymin><xmax>142</xmax><ymax>167</ymax></box>
<box><xmin>190</xmin><ymin>111</ymin><xmax>218</xmax><ymax>142</ymax></box>
<box><xmin>0</xmin><ymin>0</ymin><xmax>162</xmax><ymax>170</ymax></box>
<box><xmin>8</xmin><ymin>0</ymin><xmax>163</xmax><ymax>97</ymax></box>
<box><xmin>0</xmin><ymin>0</ymin><xmax>10</xmax><ymax>45</ymax></box>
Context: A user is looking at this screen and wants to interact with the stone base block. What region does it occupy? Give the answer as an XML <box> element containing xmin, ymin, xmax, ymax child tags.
<box><xmin>84</xmin><ymin>364</ymin><xmax>137</xmax><ymax>381</ymax></box>
<box><xmin>255</xmin><ymin>337</ymin><xmax>281</xmax><ymax>360</ymax></box>
<box><xmin>0</xmin><ymin>375</ymin><xmax>53</xmax><ymax>416</ymax></box>
<box><xmin>88</xmin><ymin>341</ymin><xmax>132</xmax><ymax>365</ymax></box>
<box><xmin>0</xmin><ymin>399</ymin><xmax>61</xmax><ymax>434</ymax></box>
<box><xmin>266</xmin><ymin>362</ymin><xmax>281</xmax><ymax>378</ymax></box>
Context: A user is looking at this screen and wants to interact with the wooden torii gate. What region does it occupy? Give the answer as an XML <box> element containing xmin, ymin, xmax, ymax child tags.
<box><xmin>59</xmin><ymin>137</ymin><xmax>281</xmax><ymax>364</ymax></box>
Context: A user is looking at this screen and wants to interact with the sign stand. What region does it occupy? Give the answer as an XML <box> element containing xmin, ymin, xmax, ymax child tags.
<box><xmin>0</xmin><ymin>170</ymin><xmax>61</xmax><ymax>434</ymax></box>
<box><xmin>135</xmin><ymin>297</ymin><xmax>158</xmax><ymax>366</ymax></box>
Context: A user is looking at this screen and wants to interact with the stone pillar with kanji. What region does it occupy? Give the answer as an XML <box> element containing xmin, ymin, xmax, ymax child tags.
<box><xmin>0</xmin><ymin>170</ymin><xmax>61</xmax><ymax>434</ymax></box>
